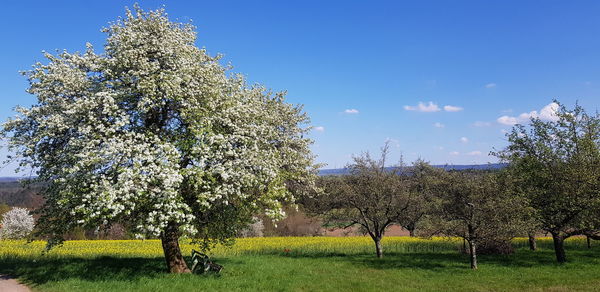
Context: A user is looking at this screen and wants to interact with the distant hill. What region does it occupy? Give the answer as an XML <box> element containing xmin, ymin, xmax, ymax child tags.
<box><xmin>0</xmin><ymin>180</ymin><xmax>44</xmax><ymax>208</ymax></box>
<box><xmin>0</xmin><ymin>177</ymin><xmax>23</xmax><ymax>183</ymax></box>
<box><xmin>318</xmin><ymin>163</ymin><xmax>507</xmax><ymax>176</ymax></box>
<box><xmin>0</xmin><ymin>164</ymin><xmax>507</xmax><ymax>207</ymax></box>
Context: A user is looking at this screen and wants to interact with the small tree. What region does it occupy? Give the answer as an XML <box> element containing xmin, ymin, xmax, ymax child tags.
<box><xmin>304</xmin><ymin>143</ymin><xmax>415</xmax><ymax>258</ymax></box>
<box><xmin>0</xmin><ymin>207</ymin><xmax>35</xmax><ymax>239</ymax></box>
<box><xmin>428</xmin><ymin>170</ymin><xmax>529</xmax><ymax>269</ymax></box>
<box><xmin>238</xmin><ymin>217</ymin><xmax>264</xmax><ymax>238</ymax></box>
<box><xmin>495</xmin><ymin>102</ymin><xmax>600</xmax><ymax>263</ymax></box>
<box><xmin>1</xmin><ymin>6</ymin><xmax>315</xmax><ymax>273</ymax></box>
<box><xmin>399</xmin><ymin>159</ymin><xmax>439</xmax><ymax>237</ymax></box>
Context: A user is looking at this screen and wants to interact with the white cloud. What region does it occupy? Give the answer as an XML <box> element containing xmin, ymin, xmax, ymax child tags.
<box><xmin>467</xmin><ymin>151</ymin><xmax>482</xmax><ymax>156</ymax></box>
<box><xmin>404</xmin><ymin>101</ymin><xmax>441</xmax><ymax>112</ymax></box>
<box><xmin>473</xmin><ymin>121</ymin><xmax>492</xmax><ymax>127</ymax></box>
<box><xmin>444</xmin><ymin>105</ymin><xmax>463</xmax><ymax>112</ymax></box>
<box><xmin>460</xmin><ymin>137</ymin><xmax>469</xmax><ymax>143</ymax></box>
<box><xmin>433</xmin><ymin>122</ymin><xmax>445</xmax><ymax>128</ymax></box>
<box><xmin>403</xmin><ymin>102</ymin><xmax>463</xmax><ymax>113</ymax></box>
<box><xmin>539</xmin><ymin>103</ymin><xmax>559</xmax><ymax>120</ymax></box>
<box><xmin>434</xmin><ymin>146</ymin><xmax>444</xmax><ymax>151</ymax></box>
<box><xmin>497</xmin><ymin>102</ymin><xmax>559</xmax><ymax>125</ymax></box>
<box><xmin>344</xmin><ymin>109</ymin><xmax>359</xmax><ymax>114</ymax></box>
<box><xmin>449</xmin><ymin>151</ymin><xmax>460</xmax><ymax>156</ymax></box>
<box><xmin>313</xmin><ymin>126</ymin><xmax>325</xmax><ymax>132</ymax></box>
<box><xmin>485</xmin><ymin>83</ymin><xmax>497</xmax><ymax>88</ymax></box>
<box><xmin>497</xmin><ymin>116</ymin><xmax>518</xmax><ymax>125</ymax></box>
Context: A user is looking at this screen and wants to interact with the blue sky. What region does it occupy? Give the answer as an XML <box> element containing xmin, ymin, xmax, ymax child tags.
<box><xmin>2</xmin><ymin>1</ymin><xmax>600</xmax><ymax>175</ymax></box>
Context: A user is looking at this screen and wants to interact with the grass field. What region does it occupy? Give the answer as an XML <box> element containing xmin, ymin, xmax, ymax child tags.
<box><xmin>1</xmin><ymin>237</ymin><xmax>599</xmax><ymax>291</ymax></box>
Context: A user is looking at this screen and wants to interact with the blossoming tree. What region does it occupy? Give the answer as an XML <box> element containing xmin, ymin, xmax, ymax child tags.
<box><xmin>0</xmin><ymin>207</ymin><xmax>35</xmax><ymax>239</ymax></box>
<box><xmin>1</xmin><ymin>6</ymin><xmax>315</xmax><ymax>273</ymax></box>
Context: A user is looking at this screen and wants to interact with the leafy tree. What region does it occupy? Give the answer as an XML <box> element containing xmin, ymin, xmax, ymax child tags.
<box><xmin>1</xmin><ymin>6</ymin><xmax>315</xmax><ymax>273</ymax></box>
<box><xmin>399</xmin><ymin>159</ymin><xmax>440</xmax><ymax>237</ymax></box>
<box><xmin>499</xmin><ymin>173</ymin><xmax>542</xmax><ymax>252</ymax></box>
<box><xmin>495</xmin><ymin>102</ymin><xmax>600</xmax><ymax>263</ymax></box>
<box><xmin>304</xmin><ymin>143</ymin><xmax>416</xmax><ymax>258</ymax></box>
<box><xmin>426</xmin><ymin>170</ymin><xmax>529</xmax><ymax>269</ymax></box>
<box><xmin>0</xmin><ymin>207</ymin><xmax>35</xmax><ymax>239</ymax></box>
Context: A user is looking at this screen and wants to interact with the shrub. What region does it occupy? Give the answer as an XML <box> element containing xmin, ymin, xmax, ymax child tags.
<box><xmin>475</xmin><ymin>238</ymin><xmax>514</xmax><ymax>255</ymax></box>
<box><xmin>0</xmin><ymin>207</ymin><xmax>35</xmax><ymax>239</ymax></box>
<box><xmin>239</xmin><ymin>217</ymin><xmax>264</xmax><ymax>238</ymax></box>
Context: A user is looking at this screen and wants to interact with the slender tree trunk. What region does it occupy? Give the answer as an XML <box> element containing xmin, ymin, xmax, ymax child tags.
<box><xmin>528</xmin><ymin>233</ymin><xmax>537</xmax><ymax>251</ymax></box>
<box><xmin>587</xmin><ymin>236</ymin><xmax>592</xmax><ymax>249</ymax></box>
<box><xmin>404</xmin><ymin>223</ymin><xmax>416</xmax><ymax>237</ymax></box>
<box><xmin>160</xmin><ymin>221</ymin><xmax>191</xmax><ymax>273</ymax></box>
<box><xmin>374</xmin><ymin>237</ymin><xmax>383</xmax><ymax>258</ymax></box>
<box><xmin>551</xmin><ymin>232</ymin><xmax>567</xmax><ymax>263</ymax></box>
<box><xmin>467</xmin><ymin>239</ymin><xmax>477</xmax><ymax>269</ymax></box>
<box><xmin>466</xmin><ymin>223</ymin><xmax>477</xmax><ymax>270</ymax></box>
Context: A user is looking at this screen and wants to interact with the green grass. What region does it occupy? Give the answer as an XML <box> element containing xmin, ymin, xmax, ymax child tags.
<box><xmin>1</xmin><ymin>238</ymin><xmax>599</xmax><ymax>291</ymax></box>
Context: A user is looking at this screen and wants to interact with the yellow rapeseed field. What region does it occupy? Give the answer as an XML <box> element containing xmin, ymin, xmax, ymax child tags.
<box><xmin>0</xmin><ymin>236</ymin><xmax>583</xmax><ymax>259</ymax></box>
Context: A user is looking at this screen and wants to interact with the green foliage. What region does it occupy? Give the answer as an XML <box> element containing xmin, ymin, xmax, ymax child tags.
<box><xmin>495</xmin><ymin>101</ymin><xmax>600</xmax><ymax>262</ymax></box>
<box><xmin>424</xmin><ymin>170</ymin><xmax>530</xmax><ymax>256</ymax></box>
<box><xmin>304</xmin><ymin>143</ymin><xmax>422</xmax><ymax>257</ymax></box>
<box><xmin>399</xmin><ymin>159</ymin><xmax>444</xmax><ymax>236</ymax></box>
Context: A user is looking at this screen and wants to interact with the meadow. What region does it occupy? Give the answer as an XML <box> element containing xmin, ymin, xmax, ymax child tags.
<box><xmin>1</xmin><ymin>237</ymin><xmax>599</xmax><ymax>291</ymax></box>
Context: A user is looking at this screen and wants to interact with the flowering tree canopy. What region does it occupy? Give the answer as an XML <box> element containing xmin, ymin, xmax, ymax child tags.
<box><xmin>1</xmin><ymin>6</ymin><xmax>316</xmax><ymax>273</ymax></box>
<box><xmin>0</xmin><ymin>207</ymin><xmax>35</xmax><ymax>239</ymax></box>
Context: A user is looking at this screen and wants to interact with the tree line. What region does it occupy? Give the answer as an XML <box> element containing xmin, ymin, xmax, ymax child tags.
<box><xmin>301</xmin><ymin>102</ymin><xmax>600</xmax><ymax>269</ymax></box>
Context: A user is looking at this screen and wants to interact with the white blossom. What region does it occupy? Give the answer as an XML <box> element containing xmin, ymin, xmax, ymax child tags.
<box><xmin>0</xmin><ymin>208</ymin><xmax>35</xmax><ymax>239</ymax></box>
<box><xmin>238</xmin><ymin>217</ymin><xmax>264</xmax><ymax>238</ymax></box>
<box><xmin>2</xmin><ymin>6</ymin><xmax>316</xmax><ymax>247</ymax></box>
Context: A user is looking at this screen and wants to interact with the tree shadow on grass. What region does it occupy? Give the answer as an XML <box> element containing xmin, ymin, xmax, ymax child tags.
<box><xmin>3</xmin><ymin>249</ymin><xmax>597</xmax><ymax>286</ymax></box>
<box><xmin>282</xmin><ymin>252</ymin><xmax>471</xmax><ymax>271</ymax></box>
<box><xmin>283</xmin><ymin>248</ymin><xmax>598</xmax><ymax>271</ymax></box>
<box><xmin>0</xmin><ymin>256</ymin><xmax>236</xmax><ymax>287</ymax></box>
<box><xmin>346</xmin><ymin>253</ymin><xmax>460</xmax><ymax>270</ymax></box>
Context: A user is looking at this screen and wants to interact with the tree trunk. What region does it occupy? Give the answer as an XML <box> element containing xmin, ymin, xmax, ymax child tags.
<box><xmin>551</xmin><ymin>232</ymin><xmax>567</xmax><ymax>263</ymax></box>
<box><xmin>468</xmin><ymin>240</ymin><xmax>477</xmax><ymax>269</ymax></box>
<box><xmin>160</xmin><ymin>221</ymin><xmax>191</xmax><ymax>273</ymax></box>
<box><xmin>528</xmin><ymin>233</ymin><xmax>537</xmax><ymax>251</ymax></box>
<box><xmin>587</xmin><ymin>236</ymin><xmax>591</xmax><ymax>249</ymax></box>
<box><xmin>466</xmin><ymin>223</ymin><xmax>477</xmax><ymax>269</ymax></box>
<box><xmin>374</xmin><ymin>237</ymin><xmax>383</xmax><ymax>258</ymax></box>
<box><xmin>408</xmin><ymin>228</ymin><xmax>415</xmax><ymax>237</ymax></box>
